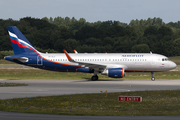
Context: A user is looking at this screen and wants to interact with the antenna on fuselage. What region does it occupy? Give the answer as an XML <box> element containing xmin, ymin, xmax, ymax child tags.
<box><xmin>150</xmin><ymin>51</ymin><xmax>152</xmax><ymax>54</ymax></box>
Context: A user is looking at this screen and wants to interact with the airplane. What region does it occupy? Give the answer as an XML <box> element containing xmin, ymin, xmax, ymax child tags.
<box><xmin>4</xmin><ymin>26</ymin><xmax>177</xmax><ymax>81</ymax></box>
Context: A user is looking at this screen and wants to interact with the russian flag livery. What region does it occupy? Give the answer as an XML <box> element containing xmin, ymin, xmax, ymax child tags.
<box><xmin>8</xmin><ymin>26</ymin><xmax>38</xmax><ymax>55</ymax></box>
<box><xmin>4</xmin><ymin>26</ymin><xmax>177</xmax><ymax>81</ymax></box>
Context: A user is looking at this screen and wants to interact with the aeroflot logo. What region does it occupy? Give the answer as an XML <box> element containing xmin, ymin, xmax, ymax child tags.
<box><xmin>122</xmin><ymin>55</ymin><xmax>144</xmax><ymax>57</ymax></box>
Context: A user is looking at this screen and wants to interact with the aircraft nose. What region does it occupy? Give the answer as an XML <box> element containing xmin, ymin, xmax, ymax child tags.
<box><xmin>170</xmin><ymin>62</ymin><xmax>177</xmax><ymax>69</ymax></box>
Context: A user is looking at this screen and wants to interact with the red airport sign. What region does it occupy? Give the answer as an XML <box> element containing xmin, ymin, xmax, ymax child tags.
<box><xmin>118</xmin><ymin>96</ymin><xmax>142</xmax><ymax>102</ymax></box>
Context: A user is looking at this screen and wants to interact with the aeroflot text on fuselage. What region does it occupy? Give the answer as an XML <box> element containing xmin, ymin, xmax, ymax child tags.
<box><xmin>4</xmin><ymin>26</ymin><xmax>177</xmax><ymax>81</ymax></box>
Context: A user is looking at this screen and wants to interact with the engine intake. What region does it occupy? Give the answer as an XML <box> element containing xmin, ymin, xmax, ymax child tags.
<box><xmin>101</xmin><ymin>68</ymin><xmax>125</xmax><ymax>78</ymax></box>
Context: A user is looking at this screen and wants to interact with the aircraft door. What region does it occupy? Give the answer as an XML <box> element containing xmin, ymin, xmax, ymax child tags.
<box><xmin>37</xmin><ymin>55</ymin><xmax>43</xmax><ymax>65</ymax></box>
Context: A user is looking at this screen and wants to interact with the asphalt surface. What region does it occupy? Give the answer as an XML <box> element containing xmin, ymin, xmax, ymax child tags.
<box><xmin>0</xmin><ymin>79</ymin><xmax>180</xmax><ymax>99</ymax></box>
<box><xmin>0</xmin><ymin>111</ymin><xmax>180</xmax><ymax>120</ymax></box>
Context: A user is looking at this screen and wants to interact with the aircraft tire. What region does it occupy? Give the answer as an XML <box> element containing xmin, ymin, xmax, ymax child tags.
<box><xmin>151</xmin><ymin>77</ymin><xmax>155</xmax><ymax>81</ymax></box>
<box><xmin>91</xmin><ymin>75</ymin><xmax>98</xmax><ymax>81</ymax></box>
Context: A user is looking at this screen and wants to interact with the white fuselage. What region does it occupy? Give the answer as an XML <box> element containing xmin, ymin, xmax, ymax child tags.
<box><xmin>41</xmin><ymin>53</ymin><xmax>177</xmax><ymax>72</ymax></box>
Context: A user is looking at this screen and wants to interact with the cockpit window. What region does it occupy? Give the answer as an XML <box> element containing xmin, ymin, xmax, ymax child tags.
<box><xmin>162</xmin><ymin>58</ymin><xmax>170</xmax><ymax>61</ymax></box>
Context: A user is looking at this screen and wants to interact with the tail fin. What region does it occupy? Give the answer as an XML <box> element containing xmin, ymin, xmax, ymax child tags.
<box><xmin>8</xmin><ymin>26</ymin><xmax>38</xmax><ymax>55</ymax></box>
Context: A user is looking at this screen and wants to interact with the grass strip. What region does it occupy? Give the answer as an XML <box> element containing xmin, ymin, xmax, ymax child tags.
<box><xmin>0</xmin><ymin>68</ymin><xmax>180</xmax><ymax>80</ymax></box>
<box><xmin>0</xmin><ymin>59</ymin><xmax>17</xmax><ymax>64</ymax></box>
<box><xmin>0</xmin><ymin>90</ymin><xmax>180</xmax><ymax>116</ymax></box>
<box><xmin>169</xmin><ymin>56</ymin><xmax>180</xmax><ymax>65</ymax></box>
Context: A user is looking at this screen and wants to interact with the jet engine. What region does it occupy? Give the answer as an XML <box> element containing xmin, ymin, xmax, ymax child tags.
<box><xmin>101</xmin><ymin>68</ymin><xmax>125</xmax><ymax>78</ymax></box>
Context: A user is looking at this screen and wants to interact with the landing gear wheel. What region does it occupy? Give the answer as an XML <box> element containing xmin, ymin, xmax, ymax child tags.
<box><xmin>91</xmin><ymin>75</ymin><xmax>98</xmax><ymax>81</ymax></box>
<box><xmin>151</xmin><ymin>77</ymin><xmax>155</xmax><ymax>81</ymax></box>
<box><xmin>151</xmin><ymin>72</ymin><xmax>155</xmax><ymax>81</ymax></box>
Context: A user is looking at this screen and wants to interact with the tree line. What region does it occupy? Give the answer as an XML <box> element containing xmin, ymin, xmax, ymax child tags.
<box><xmin>0</xmin><ymin>17</ymin><xmax>180</xmax><ymax>59</ymax></box>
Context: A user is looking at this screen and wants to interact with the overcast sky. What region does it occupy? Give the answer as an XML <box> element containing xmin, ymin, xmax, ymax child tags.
<box><xmin>1</xmin><ymin>0</ymin><xmax>180</xmax><ymax>24</ymax></box>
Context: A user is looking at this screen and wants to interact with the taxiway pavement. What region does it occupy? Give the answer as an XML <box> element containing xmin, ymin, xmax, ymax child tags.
<box><xmin>0</xmin><ymin>79</ymin><xmax>180</xmax><ymax>99</ymax></box>
<box><xmin>0</xmin><ymin>111</ymin><xmax>180</xmax><ymax>120</ymax></box>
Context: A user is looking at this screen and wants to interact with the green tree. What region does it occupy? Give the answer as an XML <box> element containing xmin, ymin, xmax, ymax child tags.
<box><xmin>62</xmin><ymin>39</ymin><xmax>79</xmax><ymax>52</ymax></box>
<box><xmin>54</xmin><ymin>39</ymin><xmax>65</xmax><ymax>52</ymax></box>
<box><xmin>103</xmin><ymin>37</ymin><xmax>115</xmax><ymax>46</ymax></box>
<box><xmin>131</xmin><ymin>44</ymin><xmax>150</xmax><ymax>53</ymax></box>
<box><xmin>144</xmin><ymin>26</ymin><xmax>158</xmax><ymax>36</ymax></box>
<box><xmin>85</xmin><ymin>37</ymin><xmax>102</xmax><ymax>46</ymax></box>
<box><xmin>173</xmin><ymin>38</ymin><xmax>180</xmax><ymax>56</ymax></box>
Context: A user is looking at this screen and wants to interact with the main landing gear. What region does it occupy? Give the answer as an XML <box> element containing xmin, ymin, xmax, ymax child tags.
<box><xmin>151</xmin><ymin>72</ymin><xmax>155</xmax><ymax>81</ymax></box>
<box><xmin>91</xmin><ymin>75</ymin><xmax>99</xmax><ymax>81</ymax></box>
<box><xmin>91</xmin><ymin>71</ymin><xmax>99</xmax><ymax>81</ymax></box>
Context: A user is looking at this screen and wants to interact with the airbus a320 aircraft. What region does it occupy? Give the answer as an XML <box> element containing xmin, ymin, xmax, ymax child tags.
<box><xmin>4</xmin><ymin>26</ymin><xmax>177</xmax><ymax>81</ymax></box>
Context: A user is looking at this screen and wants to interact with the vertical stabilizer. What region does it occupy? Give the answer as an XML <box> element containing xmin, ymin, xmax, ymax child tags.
<box><xmin>8</xmin><ymin>26</ymin><xmax>38</xmax><ymax>55</ymax></box>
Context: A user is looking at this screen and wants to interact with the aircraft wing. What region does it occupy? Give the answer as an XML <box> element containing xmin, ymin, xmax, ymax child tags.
<box><xmin>63</xmin><ymin>50</ymin><xmax>127</xmax><ymax>71</ymax></box>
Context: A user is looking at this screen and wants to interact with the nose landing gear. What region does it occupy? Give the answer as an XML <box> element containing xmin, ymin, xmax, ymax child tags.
<box><xmin>151</xmin><ymin>72</ymin><xmax>155</xmax><ymax>81</ymax></box>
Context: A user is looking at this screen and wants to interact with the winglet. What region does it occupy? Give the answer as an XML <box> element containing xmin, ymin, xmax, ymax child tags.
<box><xmin>74</xmin><ymin>50</ymin><xmax>78</xmax><ymax>54</ymax></box>
<box><xmin>63</xmin><ymin>50</ymin><xmax>74</xmax><ymax>62</ymax></box>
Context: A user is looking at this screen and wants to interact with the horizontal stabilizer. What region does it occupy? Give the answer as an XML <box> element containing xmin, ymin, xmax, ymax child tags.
<box><xmin>5</xmin><ymin>56</ymin><xmax>28</xmax><ymax>63</ymax></box>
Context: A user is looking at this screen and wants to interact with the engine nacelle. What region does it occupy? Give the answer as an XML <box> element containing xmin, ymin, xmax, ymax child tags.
<box><xmin>101</xmin><ymin>68</ymin><xmax>125</xmax><ymax>78</ymax></box>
